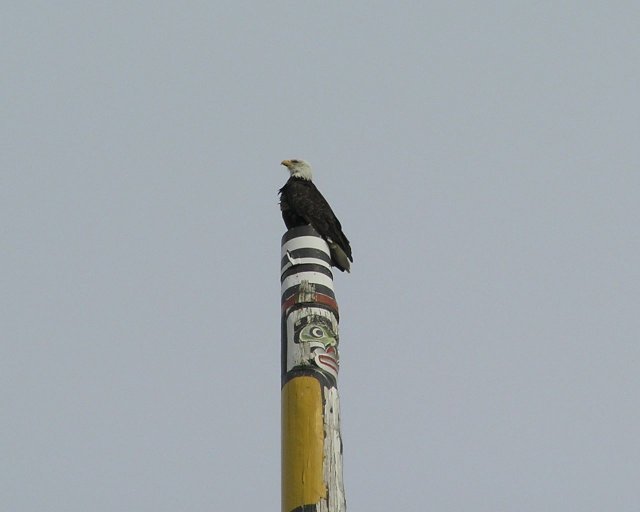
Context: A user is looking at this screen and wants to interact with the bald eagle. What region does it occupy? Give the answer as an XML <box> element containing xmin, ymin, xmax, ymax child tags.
<box><xmin>279</xmin><ymin>159</ymin><xmax>353</xmax><ymax>272</ymax></box>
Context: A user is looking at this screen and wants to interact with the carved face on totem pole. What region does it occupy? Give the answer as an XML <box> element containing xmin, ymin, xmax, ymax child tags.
<box><xmin>287</xmin><ymin>311</ymin><xmax>339</xmax><ymax>383</ymax></box>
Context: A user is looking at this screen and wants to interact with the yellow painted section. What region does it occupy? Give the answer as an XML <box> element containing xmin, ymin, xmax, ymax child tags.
<box><xmin>282</xmin><ymin>376</ymin><xmax>326</xmax><ymax>512</ymax></box>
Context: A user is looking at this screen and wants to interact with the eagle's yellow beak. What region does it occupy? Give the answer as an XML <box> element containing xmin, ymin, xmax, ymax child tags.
<box><xmin>281</xmin><ymin>159</ymin><xmax>292</xmax><ymax>168</ymax></box>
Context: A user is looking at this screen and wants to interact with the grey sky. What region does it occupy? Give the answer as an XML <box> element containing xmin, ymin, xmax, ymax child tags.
<box><xmin>3</xmin><ymin>2</ymin><xmax>639</xmax><ymax>510</ymax></box>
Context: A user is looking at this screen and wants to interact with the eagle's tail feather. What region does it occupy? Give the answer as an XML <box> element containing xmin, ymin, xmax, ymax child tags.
<box><xmin>328</xmin><ymin>241</ymin><xmax>351</xmax><ymax>273</ymax></box>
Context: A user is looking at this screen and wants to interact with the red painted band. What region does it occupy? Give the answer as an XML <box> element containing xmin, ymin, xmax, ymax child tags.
<box><xmin>281</xmin><ymin>293</ymin><xmax>339</xmax><ymax>315</ymax></box>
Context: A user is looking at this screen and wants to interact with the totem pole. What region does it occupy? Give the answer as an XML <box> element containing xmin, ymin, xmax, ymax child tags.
<box><xmin>280</xmin><ymin>225</ymin><xmax>346</xmax><ymax>512</ymax></box>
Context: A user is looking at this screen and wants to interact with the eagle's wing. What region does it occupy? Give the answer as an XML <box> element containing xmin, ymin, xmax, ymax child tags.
<box><xmin>288</xmin><ymin>180</ymin><xmax>352</xmax><ymax>263</ymax></box>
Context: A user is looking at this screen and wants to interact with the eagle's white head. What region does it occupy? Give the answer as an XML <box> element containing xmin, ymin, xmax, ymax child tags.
<box><xmin>281</xmin><ymin>159</ymin><xmax>313</xmax><ymax>181</ymax></box>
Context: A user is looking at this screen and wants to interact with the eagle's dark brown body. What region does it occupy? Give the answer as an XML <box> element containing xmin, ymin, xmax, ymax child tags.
<box><xmin>279</xmin><ymin>176</ymin><xmax>353</xmax><ymax>272</ymax></box>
